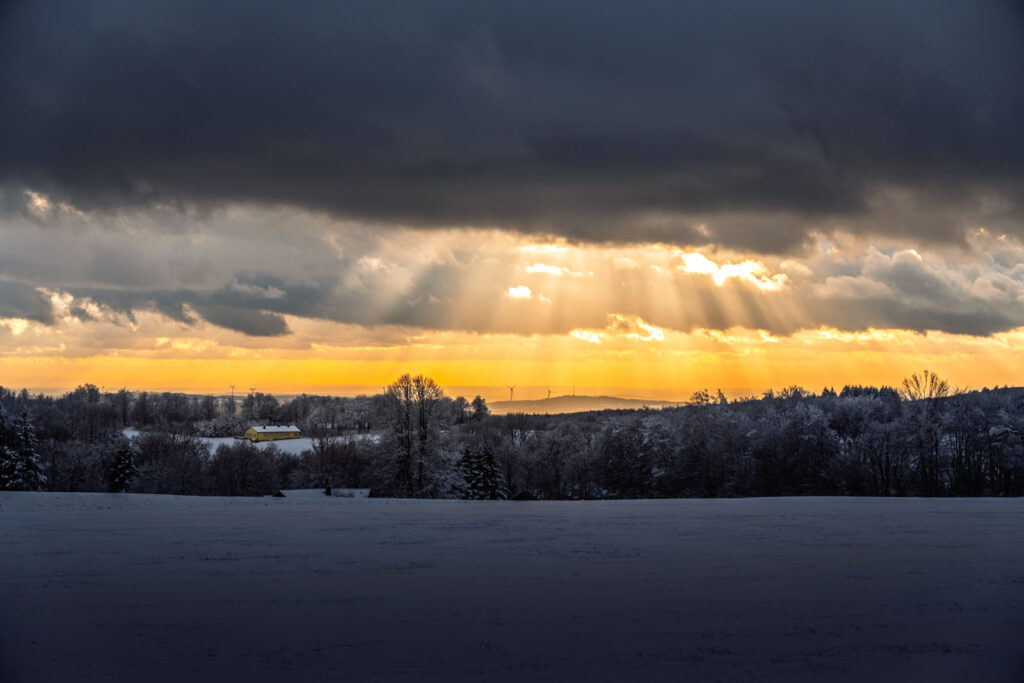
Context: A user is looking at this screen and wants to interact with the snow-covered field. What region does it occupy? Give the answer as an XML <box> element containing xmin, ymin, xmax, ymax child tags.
<box><xmin>122</xmin><ymin>427</ymin><xmax>315</xmax><ymax>454</ymax></box>
<box><xmin>199</xmin><ymin>434</ymin><xmax>316</xmax><ymax>455</ymax></box>
<box><xmin>122</xmin><ymin>428</ymin><xmax>381</xmax><ymax>455</ymax></box>
<box><xmin>1</xmin><ymin>493</ymin><xmax>1022</xmax><ymax>682</ymax></box>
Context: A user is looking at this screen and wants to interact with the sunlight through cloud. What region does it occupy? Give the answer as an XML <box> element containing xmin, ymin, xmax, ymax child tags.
<box><xmin>525</xmin><ymin>263</ymin><xmax>592</xmax><ymax>277</ymax></box>
<box><xmin>677</xmin><ymin>252</ymin><xmax>788</xmax><ymax>291</ymax></box>
<box><xmin>570</xmin><ymin>329</ymin><xmax>603</xmax><ymax>344</ymax></box>
<box><xmin>507</xmin><ymin>285</ymin><xmax>532</xmax><ymax>299</ymax></box>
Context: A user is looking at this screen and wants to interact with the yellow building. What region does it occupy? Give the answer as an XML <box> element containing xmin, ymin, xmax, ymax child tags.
<box><xmin>244</xmin><ymin>424</ymin><xmax>301</xmax><ymax>442</ymax></box>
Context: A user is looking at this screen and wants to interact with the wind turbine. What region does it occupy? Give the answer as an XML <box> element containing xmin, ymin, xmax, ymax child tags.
<box><xmin>547</xmin><ymin>386</ymin><xmax>551</xmax><ymax>400</ymax></box>
<box><xmin>507</xmin><ymin>385</ymin><xmax>516</xmax><ymax>402</ymax></box>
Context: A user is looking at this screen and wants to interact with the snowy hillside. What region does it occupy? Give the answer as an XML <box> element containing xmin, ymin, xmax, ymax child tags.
<box><xmin>1</xmin><ymin>493</ymin><xmax>1022</xmax><ymax>682</ymax></box>
<box><xmin>489</xmin><ymin>394</ymin><xmax>678</xmax><ymax>414</ymax></box>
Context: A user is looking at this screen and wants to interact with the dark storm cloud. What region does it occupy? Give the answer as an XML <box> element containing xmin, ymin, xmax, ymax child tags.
<box><xmin>66</xmin><ymin>280</ymin><xmax>299</xmax><ymax>337</ymax></box>
<box><xmin>191</xmin><ymin>305</ymin><xmax>289</xmax><ymax>337</ymax></box>
<box><xmin>67</xmin><ymin>267</ymin><xmax>488</xmax><ymax>337</ymax></box>
<box><xmin>796</xmin><ymin>245</ymin><xmax>1024</xmax><ymax>336</ymax></box>
<box><xmin>0</xmin><ymin>280</ymin><xmax>53</xmax><ymax>323</ymax></box>
<box><xmin>2</xmin><ymin>0</ymin><xmax>1022</xmax><ymax>249</ymax></box>
<box><xmin>815</xmin><ymin>300</ymin><xmax>1017</xmax><ymax>337</ymax></box>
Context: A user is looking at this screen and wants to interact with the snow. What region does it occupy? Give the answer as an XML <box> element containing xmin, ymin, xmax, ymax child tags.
<box><xmin>285</xmin><ymin>487</ymin><xmax>371</xmax><ymax>498</ymax></box>
<box><xmin>204</xmin><ymin>434</ymin><xmax>313</xmax><ymax>454</ymax></box>
<box><xmin>122</xmin><ymin>428</ymin><xmax>312</xmax><ymax>455</ymax></box>
<box><xmin>122</xmin><ymin>428</ymin><xmax>381</xmax><ymax>455</ymax></box>
<box><xmin>1</xmin><ymin>493</ymin><xmax>1022</xmax><ymax>682</ymax></box>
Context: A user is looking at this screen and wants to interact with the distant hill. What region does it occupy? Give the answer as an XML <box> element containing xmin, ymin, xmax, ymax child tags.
<box><xmin>488</xmin><ymin>394</ymin><xmax>679</xmax><ymax>415</ymax></box>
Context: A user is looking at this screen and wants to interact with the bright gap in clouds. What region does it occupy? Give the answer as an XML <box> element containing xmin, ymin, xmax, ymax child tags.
<box><xmin>677</xmin><ymin>252</ymin><xmax>788</xmax><ymax>291</ymax></box>
<box><xmin>506</xmin><ymin>285</ymin><xmax>532</xmax><ymax>299</ymax></box>
<box><xmin>2</xmin><ymin>197</ymin><xmax>1024</xmax><ymax>396</ymax></box>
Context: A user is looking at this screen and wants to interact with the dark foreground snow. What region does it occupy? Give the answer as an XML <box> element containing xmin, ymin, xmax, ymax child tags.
<box><xmin>1</xmin><ymin>492</ymin><xmax>1022</xmax><ymax>682</ymax></box>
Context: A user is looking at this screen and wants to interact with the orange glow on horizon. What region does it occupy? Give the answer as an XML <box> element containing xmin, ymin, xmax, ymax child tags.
<box><xmin>2</xmin><ymin>325</ymin><xmax>1022</xmax><ymax>401</ymax></box>
<box><xmin>3</xmin><ymin>228</ymin><xmax>1024</xmax><ymax>401</ymax></box>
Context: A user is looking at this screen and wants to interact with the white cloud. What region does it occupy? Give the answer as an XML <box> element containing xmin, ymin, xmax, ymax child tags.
<box><xmin>677</xmin><ymin>252</ymin><xmax>788</xmax><ymax>291</ymax></box>
<box><xmin>524</xmin><ymin>263</ymin><xmax>592</xmax><ymax>277</ymax></box>
<box><xmin>507</xmin><ymin>285</ymin><xmax>532</xmax><ymax>299</ymax></box>
<box><xmin>24</xmin><ymin>190</ymin><xmax>51</xmax><ymax>214</ymax></box>
<box><xmin>570</xmin><ymin>329</ymin><xmax>602</xmax><ymax>344</ymax></box>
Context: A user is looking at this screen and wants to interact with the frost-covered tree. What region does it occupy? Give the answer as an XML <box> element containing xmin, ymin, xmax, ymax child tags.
<box><xmin>596</xmin><ymin>419</ymin><xmax>651</xmax><ymax>498</ymax></box>
<box><xmin>383</xmin><ymin>374</ymin><xmax>446</xmax><ymax>495</ymax></box>
<box><xmin>130</xmin><ymin>391</ymin><xmax>152</xmax><ymax>427</ymax></box>
<box><xmin>0</xmin><ymin>445</ymin><xmax>17</xmax><ymax>490</ymax></box>
<box><xmin>206</xmin><ymin>441</ymin><xmax>277</xmax><ymax>496</ymax></box>
<box><xmin>0</xmin><ymin>409</ymin><xmax>45</xmax><ymax>491</ymax></box>
<box><xmin>132</xmin><ymin>432</ymin><xmax>207</xmax><ymax>495</ymax></box>
<box><xmin>107</xmin><ymin>441</ymin><xmax>135</xmax><ymax>492</ymax></box>
<box><xmin>459</xmin><ymin>446</ymin><xmax>503</xmax><ymax>500</ymax></box>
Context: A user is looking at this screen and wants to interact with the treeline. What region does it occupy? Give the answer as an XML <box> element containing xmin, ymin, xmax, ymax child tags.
<box><xmin>3</xmin><ymin>372</ymin><xmax>1024</xmax><ymax>498</ymax></box>
<box><xmin>30</xmin><ymin>384</ymin><xmax>394</xmax><ymax>437</ymax></box>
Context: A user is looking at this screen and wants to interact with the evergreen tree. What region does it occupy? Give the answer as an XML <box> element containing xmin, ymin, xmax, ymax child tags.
<box><xmin>0</xmin><ymin>445</ymin><xmax>18</xmax><ymax>490</ymax></box>
<box><xmin>107</xmin><ymin>441</ymin><xmax>136</xmax><ymax>492</ymax></box>
<box><xmin>459</xmin><ymin>446</ymin><xmax>502</xmax><ymax>500</ymax></box>
<box><xmin>0</xmin><ymin>409</ymin><xmax>45</xmax><ymax>491</ymax></box>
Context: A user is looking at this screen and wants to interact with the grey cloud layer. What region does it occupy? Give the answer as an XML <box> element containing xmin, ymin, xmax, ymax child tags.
<box><xmin>0</xmin><ymin>279</ymin><xmax>53</xmax><ymax>324</ymax></box>
<box><xmin>3</xmin><ymin>202</ymin><xmax>1024</xmax><ymax>339</ymax></box>
<box><xmin>2</xmin><ymin>0</ymin><xmax>1023</xmax><ymax>249</ymax></box>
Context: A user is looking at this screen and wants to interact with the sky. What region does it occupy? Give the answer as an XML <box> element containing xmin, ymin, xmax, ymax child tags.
<box><xmin>1</xmin><ymin>0</ymin><xmax>1023</xmax><ymax>400</ymax></box>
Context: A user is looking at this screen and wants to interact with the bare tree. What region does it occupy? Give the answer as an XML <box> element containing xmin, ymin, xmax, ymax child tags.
<box><xmin>899</xmin><ymin>370</ymin><xmax>951</xmax><ymax>403</ymax></box>
<box><xmin>384</xmin><ymin>374</ymin><xmax>445</xmax><ymax>495</ymax></box>
<box><xmin>308</xmin><ymin>419</ymin><xmax>339</xmax><ymax>495</ymax></box>
<box><xmin>900</xmin><ymin>370</ymin><xmax>953</xmax><ymax>496</ymax></box>
<box><xmin>113</xmin><ymin>389</ymin><xmax>132</xmax><ymax>427</ymax></box>
<box><xmin>412</xmin><ymin>375</ymin><xmax>445</xmax><ymax>490</ymax></box>
<box><xmin>471</xmin><ymin>395</ymin><xmax>489</xmax><ymax>420</ymax></box>
<box><xmin>384</xmin><ymin>375</ymin><xmax>415</xmax><ymax>494</ymax></box>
